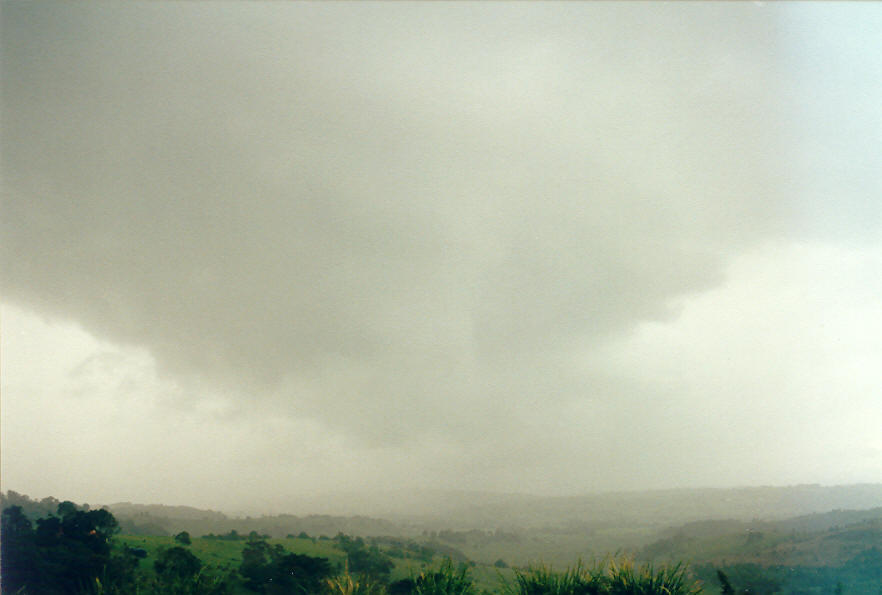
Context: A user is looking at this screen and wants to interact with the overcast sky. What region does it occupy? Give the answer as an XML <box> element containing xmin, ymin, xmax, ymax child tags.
<box><xmin>2</xmin><ymin>2</ymin><xmax>880</xmax><ymax>513</ymax></box>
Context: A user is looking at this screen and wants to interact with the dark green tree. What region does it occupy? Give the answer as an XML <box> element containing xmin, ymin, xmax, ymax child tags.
<box><xmin>1</xmin><ymin>502</ymin><xmax>126</xmax><ymax>594</ymax></box>
<box><xmin>337</xmin><ymin>534</ymin><xmax>394</xmax><ymax>581</ymax></box>
<box><xmin>155</xmin><ymin>546</ymin><xmax>203</xmax><ymax>581</ymax></box>
<box><xmin>149</xmin><ymin>545</ymin><xmax>231</xmax><ymax>595</ymax></box>
<box><xmin>1</xmin><ymin>506</ymin><xmax>38</xmax><ymax>591</ymax></box>
<box><xmin>240</xmin><ymin>538</ymin><xmax>332</xmax><ymax>594</ymax></box>
<box><xmin>717</xmin><ymin>570</ymin><xmax>736</xmax><ymax>595</ymax></box>
<box><xmin>175</xmin><ymin>530</ymin><xmax>193</xmax><ymax>545</ymax></box>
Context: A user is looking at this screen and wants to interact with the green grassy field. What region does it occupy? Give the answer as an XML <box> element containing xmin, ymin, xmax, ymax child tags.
<box><xmin>112</xmin><ymin>516</ymin><xmax>882</xmax><ymax>595</ymax></box>
<box><xmin>117</xmin><ymin>534</ymin><xmax>348</xmax><ymax>593</ymax></box>
<box><xmin>118</xmin><ymin>535</ymin><xmax>345</xmax><ymax>568</ymax></box>
<box><xmin>115</xmin><ymin>534</ymin><xmax>507</xmax><ymax>593</ymax></box>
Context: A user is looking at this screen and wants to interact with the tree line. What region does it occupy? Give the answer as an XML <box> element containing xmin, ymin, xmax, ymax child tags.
<box><xmin>10</xmin><ymin>497</ymin><xmax>870</xmax><ymax>594</ymax></box>
<box><xmin>1</xmin><ymin>501</ymin><xmax>710</xmax><ymax>595</ymax></box>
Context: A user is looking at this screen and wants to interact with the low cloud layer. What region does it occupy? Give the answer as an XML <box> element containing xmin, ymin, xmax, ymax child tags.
<box><xmin>2</xmin><ymin>3</ymin><xmax>880</xmax><ymax>507</ymax></box>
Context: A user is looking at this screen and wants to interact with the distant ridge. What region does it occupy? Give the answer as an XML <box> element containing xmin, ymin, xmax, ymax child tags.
<box><xmin>261</xmin><ymin>483</ymin><xmax>882</xmax><ymax>528</ymax></box>
<box><xmin>5</xmin><ymin>484</ymin><xmax>881</xmax><ymax>533</ymax></box>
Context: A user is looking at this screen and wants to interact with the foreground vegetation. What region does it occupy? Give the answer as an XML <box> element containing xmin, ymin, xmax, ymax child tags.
<box><xmin>3</xmin><ymin>491</ymin><xmax>881</xmax><ymax>594</ymax></box>
<box><xmin>0</xmin><ymin>502</ymin><xmax>699</xmax><ymax>595</ymax></box>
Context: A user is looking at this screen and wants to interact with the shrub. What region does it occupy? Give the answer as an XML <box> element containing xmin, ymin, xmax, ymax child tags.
<box><xmin>154</xmin><ymin>546</ymin><xmax>202</xmax><ymax>582</ymax></box>
<box><xmin>175</xmin><ymin>531</ymin><xmax>192</xmax><ymax>545</ymax></box>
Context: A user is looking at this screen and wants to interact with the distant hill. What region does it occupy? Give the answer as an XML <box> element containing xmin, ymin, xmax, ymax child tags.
<box><xmin>5</xmin><ymin>483</ymin><xmax>881</xmax><ymax>536</ymax></box>
<box><xmin>103</xmin><ymin>502</ymin><xmax>407</xmax><ymax>538</ymax></box>
<box><xmin>1</xmin><ymin>491</ymin><xmax>409</xmax><ymax>538</ymax></box>
<box><xmin>639</xmin><ymin>508</ymin><xmax>882</xmax><ymax>566</ymax></box>
<box><xmin>109</xmin><ymin>501</ymin><xmax>228</xmax><ymax>521</ymax></box>
<box><xmin>636</xmin><ymin>510</ymin><xmax>882</xmax><ymax>595</ymax></box>
<box><xmin>5</xmin><ymin>486</ymin><xmax>882</xmax><ymax>592</ymax></box>
<box><xmin>283</xmin><ymin>484</ymin><xmax>882</xmax><ymax>530</ymax></box>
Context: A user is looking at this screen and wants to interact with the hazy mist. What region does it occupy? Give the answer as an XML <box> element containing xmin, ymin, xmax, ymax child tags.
<box><xmin>2</xmin><ymin>2</ymin><xmax>880</xmax><ymax>513</ymax></box>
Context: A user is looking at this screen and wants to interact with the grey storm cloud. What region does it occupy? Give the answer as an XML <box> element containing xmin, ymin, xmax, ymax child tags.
<box><xmin>2</xmin><ymin>1</ymin><xmax>877</xmax><ymax>457</ymax></box>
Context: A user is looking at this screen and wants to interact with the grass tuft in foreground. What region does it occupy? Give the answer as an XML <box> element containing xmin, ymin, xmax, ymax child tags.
<box><xmin>326</xmin><ymin>572</ymin><xmax>389</xmax><ymax>595</ymax></box>
<box><xmin>407</xmin><ymin>558</ymin><xmax>477</xmax><ymax>595</ymax></box>
<box><xmin>503</xmin><ymin>556</ymin><xmax>700</xmax><ymax>595</ymax></box>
